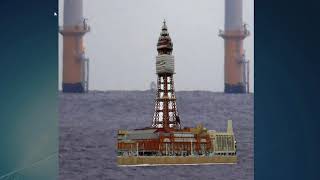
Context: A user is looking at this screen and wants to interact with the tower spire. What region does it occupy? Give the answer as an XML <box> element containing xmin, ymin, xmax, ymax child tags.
<box><xmin>162</xmin><ymin>19</ymin><xmax>167</xmax><ymax>29</ymax></box>
<box><xmin>157</xmin><ymin>20</ymin><xmax>173</xmax><ymax>55</ymax></box>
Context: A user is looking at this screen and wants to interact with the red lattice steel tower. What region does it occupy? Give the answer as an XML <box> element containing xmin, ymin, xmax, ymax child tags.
<box><xmin>152</xmin><ymin>20</ymin><xmax>181</xmax><ymax>130</ymax></box>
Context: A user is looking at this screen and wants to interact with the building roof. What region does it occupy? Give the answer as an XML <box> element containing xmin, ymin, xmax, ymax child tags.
<box><xmin>126</xmin><ymin>129</ymin><xmax>159</xmax><ymax>140</ymax></box>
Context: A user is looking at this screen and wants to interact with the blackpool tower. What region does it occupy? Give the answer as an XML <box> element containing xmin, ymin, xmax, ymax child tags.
<box><xmin>117</xmin><ymin>21</ymin><xmax>237</xmax><ymax>165</ymax></box>
<box><xmin>151</xmin><ymin>20</ymin><xmax>181</xmax><ymax>130</ymax></box>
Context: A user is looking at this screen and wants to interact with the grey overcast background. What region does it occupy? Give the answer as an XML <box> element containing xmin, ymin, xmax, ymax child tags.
<box><xmin>59</xmin><ymin>0</ymin><xmax>254</xmax><ymax>92</ymax></box>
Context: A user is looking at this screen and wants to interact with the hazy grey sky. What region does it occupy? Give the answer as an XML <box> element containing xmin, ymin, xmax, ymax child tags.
<box><xmin>59</xmin><ymin>0</ymin><xmax>254</xmax><ymax>92</ymax></box>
